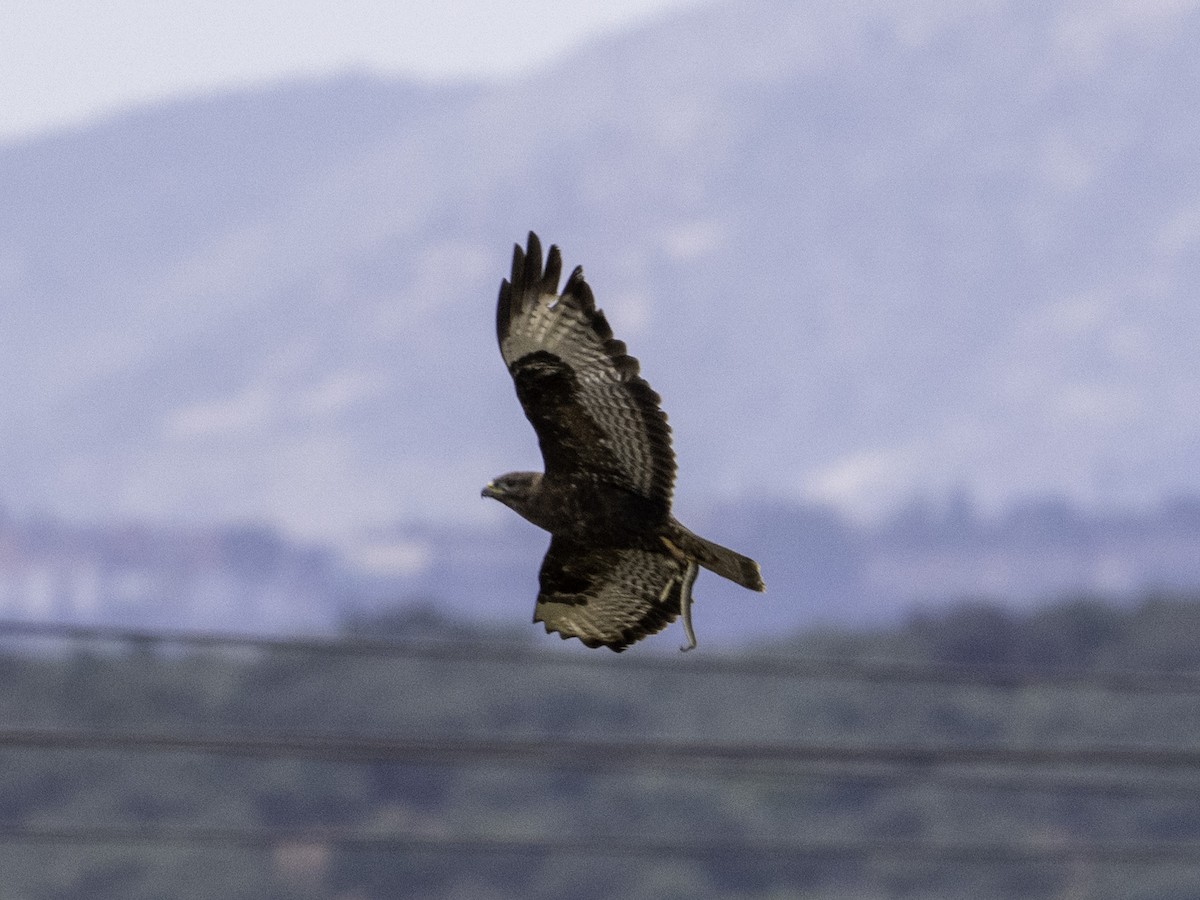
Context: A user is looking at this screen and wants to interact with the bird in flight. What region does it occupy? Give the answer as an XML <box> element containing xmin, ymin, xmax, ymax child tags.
<box><xmin>483</xmin><ymin>233</ymin><xmax>764</xmax><ymax>652</ymax></box>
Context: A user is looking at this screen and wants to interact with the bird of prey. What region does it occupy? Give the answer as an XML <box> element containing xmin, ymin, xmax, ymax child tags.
<box><xmin>482</xmin><ymin>232</ymin><xmax>764</xmax><ymax>652</ymax></box>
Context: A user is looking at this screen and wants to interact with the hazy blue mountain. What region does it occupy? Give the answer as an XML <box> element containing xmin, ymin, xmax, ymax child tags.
<box><xmin>6</xmin><ymin>493</ymin><xmax>1200</xmax><ymax>646</ymax></box>
<box><xmin>3</xmin><ymin>0</ymin><xmax>1199</xmax><ymax>562</ymax></box>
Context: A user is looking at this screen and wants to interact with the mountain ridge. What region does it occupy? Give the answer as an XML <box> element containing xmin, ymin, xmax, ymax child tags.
<box><xmin>3</xmin><ymin>0</ymin><xmax>1199</xmax><ymax>545</ymax></box>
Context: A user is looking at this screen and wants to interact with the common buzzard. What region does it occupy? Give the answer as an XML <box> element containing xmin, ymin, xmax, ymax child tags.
<box><xmin>482</xmin><ymin>233</ymin><xmax>765</xmax><ymax>652</ymax></box>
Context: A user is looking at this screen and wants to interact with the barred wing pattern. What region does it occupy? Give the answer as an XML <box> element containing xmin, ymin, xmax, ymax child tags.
<box><xmin>497</xmin><ymin>233</ymin><xmax>675</xmax><ymax>511</ymax></box>
<box><xmin>535</xmin><ymin>537</ymin><xmax>699</xmax><ymax>652</ymax></box>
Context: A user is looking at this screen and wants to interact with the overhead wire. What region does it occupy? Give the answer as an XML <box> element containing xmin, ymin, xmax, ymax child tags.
<box><xmin>0</xmin><ymin>824</ymin><xmax>1199</xmax><ymax>865</ymax></box>
<box><xmin>2</xmin><ymin>618</ymin><xmax>1200</xmax><ymax>694</ymax></box>
<box><xmin>4</xmin><ymin>726</ymin><xmax>1200</xmax><ymax>773</ymax></box>
<box><xmin>7</xmin><ymin>724</ymin><xmax>1200</xmax><ymax>801</ymax></box>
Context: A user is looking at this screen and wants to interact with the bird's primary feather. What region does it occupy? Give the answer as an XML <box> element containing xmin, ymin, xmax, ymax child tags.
<box><xmin>498</xmin><ymin>233</ymin><xmax>675</xmax><ymax>510</ymax></box>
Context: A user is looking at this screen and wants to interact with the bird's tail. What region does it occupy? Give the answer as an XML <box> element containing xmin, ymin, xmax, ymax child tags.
<box><xmin>668</xmin><ymin>523</ymin><xmax>765</xmax><ymax>592</ymax></box>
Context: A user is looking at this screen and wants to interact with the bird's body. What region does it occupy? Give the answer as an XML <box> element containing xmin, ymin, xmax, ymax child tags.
<box><xmin>484</xmin><ymin>233</ymin><xmax>764</xmax><ymax>652</ymax></box>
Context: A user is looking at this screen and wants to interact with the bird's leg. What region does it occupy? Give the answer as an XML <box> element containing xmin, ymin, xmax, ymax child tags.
<box><xmin>661</xmin><ymin>537</ymin><xmax>700</xmax><ymax>651</ymax></box>
<box><xmin>677</xmin><ymin>559</ymin><xmax>699</xmax><ymax>652</ymax></box>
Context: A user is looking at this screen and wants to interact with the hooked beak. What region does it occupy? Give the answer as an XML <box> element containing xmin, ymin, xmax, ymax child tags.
<box><xmin>481</xmin><ymin>482</ymin><xmax>500</xmax><ymax>499</ymax></box>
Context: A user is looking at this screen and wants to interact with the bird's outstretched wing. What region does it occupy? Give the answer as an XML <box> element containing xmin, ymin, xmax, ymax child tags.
<box><xmin>534</xmin><ymin>536</ymin><xmax>699</xmax><ymax>652</ymax></box>
<box><xmin>496</xmin><ymin>232</ymin><xmax>675</xmax><ymax>511</ymax></box>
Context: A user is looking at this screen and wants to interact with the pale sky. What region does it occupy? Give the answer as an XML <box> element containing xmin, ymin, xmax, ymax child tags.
<box><xmin>0</xmin><ymin>0</ymin><xmax>704</xmax><ymax>142</ymax></box>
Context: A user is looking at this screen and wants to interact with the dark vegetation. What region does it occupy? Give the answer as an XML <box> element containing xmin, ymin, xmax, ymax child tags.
<box><xmin>4</xmin><ymin>594</ymin><xmax>1200</xmax><ymax>898</ymax></box>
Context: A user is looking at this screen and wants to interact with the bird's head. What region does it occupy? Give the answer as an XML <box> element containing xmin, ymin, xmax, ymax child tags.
<box><xmin>481</xmin><ymin>471</ymin><xmax>542</xmax><ymax>510</ymax></box>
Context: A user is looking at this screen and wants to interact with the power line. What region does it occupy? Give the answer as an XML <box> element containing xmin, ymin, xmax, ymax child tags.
<box><xmin>5</xmin><ymin>726</ymin><xmax>1200</xmax><ymax>772</ymax></box>
<box><xmin>7</xmin><ymin>723</ymin><xmax>1200</xmax><ymax>799</ymax></box>
<box><xmin>0</xmin><ymin>824</ymin><xmax>1198</xmax><ymax>865</ymax></box>
<box><xmin>3</xmin><ymin>618</ymin><xmax>1200</xmax><ymax>695</ymax></box>
<box><xmin>7</xmin><ymin>724</ymin><xmax>1200</xmax><ymax>799</ymax></box>
<box><xmin>735</xmin><ymin>767</ymin><xmax>1200</xmax><ymax>800</ymax></box>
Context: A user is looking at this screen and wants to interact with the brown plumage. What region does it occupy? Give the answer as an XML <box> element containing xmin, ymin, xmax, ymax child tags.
<box><xmin>483</xmin><ymin>233</ymin><xmax>764</xmax><ymax>652</ymax></box>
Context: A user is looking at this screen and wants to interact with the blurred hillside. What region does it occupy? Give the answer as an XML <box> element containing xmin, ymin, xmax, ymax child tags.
<box><xmin>4</xmin><ymin>594</ymin><xmax>1200</xmax><ymax>898</ymax></box>
<box><xmin>2</xmin><ymin>0</ymin><xmax>1200</xmax><ymax>548</ymax></box>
